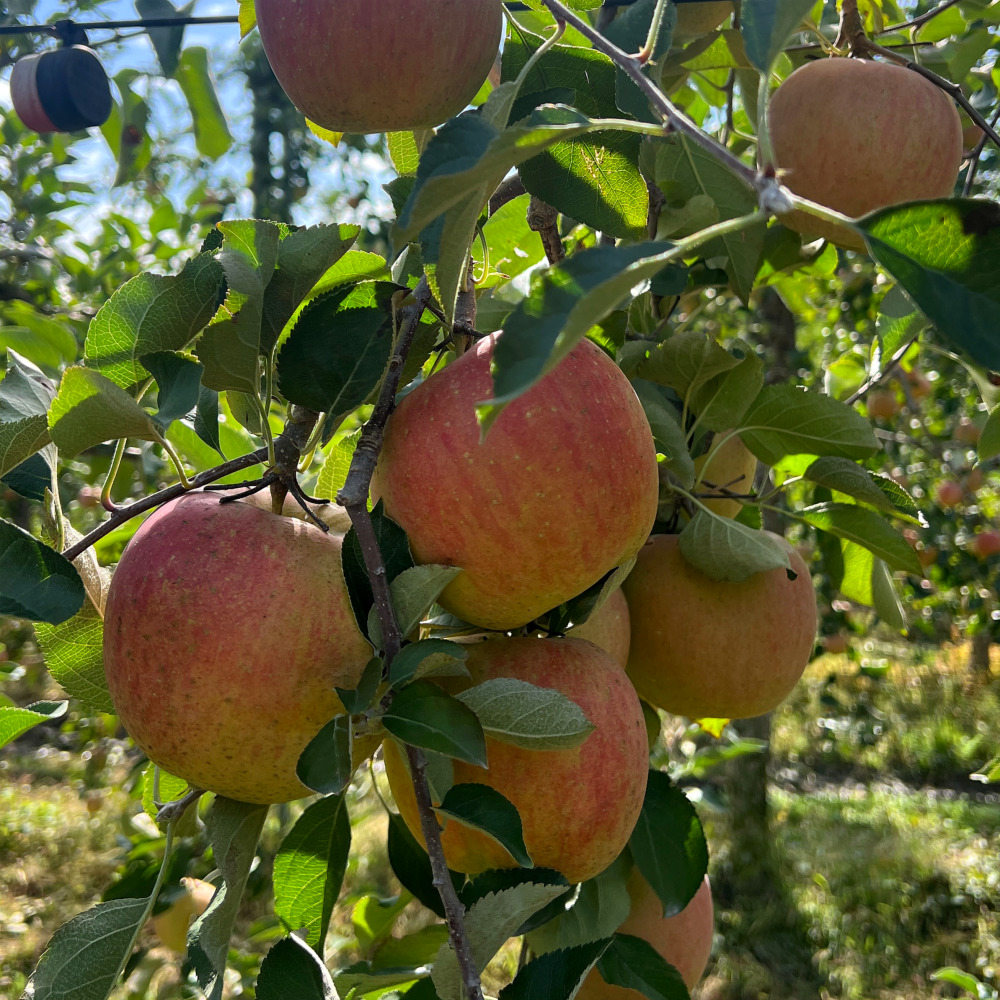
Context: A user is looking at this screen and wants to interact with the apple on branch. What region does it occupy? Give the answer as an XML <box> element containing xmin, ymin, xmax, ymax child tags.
<box><xmin>255</xmin><ymin>0</ymin><xmax>503</xmax><ymax>134</ymax></box>
<box><xmin>102</xmin><ymin>491</ymin><xmax>372</xmax><ymax>805</ymax></box>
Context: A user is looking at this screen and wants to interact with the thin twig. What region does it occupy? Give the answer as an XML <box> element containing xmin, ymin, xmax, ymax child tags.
<box><xmin>963</xmin><ymin>104</ymin><xmax>1000</xmax><ymax>197</ymax></box>
<box><xmin>61</xmin><ymin>447</ymin><xmax>267</xmax><ymax>562</ymax></box>
<box><xmin>536</xmin><ymin>0</ymin><xmax>793</xmax><ymax>215</ymax></box>
<box><xmin>527</xmin><ymin>197</ymin><xmax>565</xmax><ymax>265</ymax></box>
<box><xmin>878</xmin><ymin>0</ymin><xmax>963</xmax><ymax>34</ymax></box>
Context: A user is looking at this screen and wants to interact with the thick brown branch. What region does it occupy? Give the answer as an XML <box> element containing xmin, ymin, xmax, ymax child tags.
<box><xmin>489</xmin><ymin>174</ymin><xmax>526</xmax><ymax>216</ymax></box>
<box><xmin>527</xmin><ymin>197</ymin><xmax>565</xmax><ymax>265</ymax></box>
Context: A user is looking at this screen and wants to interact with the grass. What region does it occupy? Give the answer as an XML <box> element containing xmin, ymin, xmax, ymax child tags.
<box><xmin>1</xmin><ymin>640</ymin><xmax>999</xmax><ymax>999</ymax></box>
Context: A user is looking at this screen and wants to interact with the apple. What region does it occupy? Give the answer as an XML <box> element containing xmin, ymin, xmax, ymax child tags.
<box><xmin>955</xmin><ymin>418</ymin><xmax>982</xmax><ymax>445</ymax></box>
<box><xmin>692</xmin><ymin>431</ymin><xmax>757</xmax><ymax>518</ymax></box>
<box><xmin>965</xmin><ymin>467</ymin><xmax>985</xmax><ymax>494</ymax></box>
<box><xmin>103</xmin><ymin>491</ymin><xmax>372</xmax><ymax>804</ymax></box>
<box><xmin>864</xmin><ymin>390</ymin><xmax>900</xmax><ymax>421</ymax></box>
<box><xmin>76</xmin><ymin>485</ymin><xmax>102</xmax><ymax>509</ymax></box>
<box><xmin>567</xmin><ymin>588</ymin><xmax>631</xmax><ymax>668</ymax></box>
<box><xmin>622</xmin><ymin>534</ymin><xmax>817</xmax><ymax>720</ymax></box>
<box><xmin>575</xmin><ymin>872</ymin><xmax>714</xmax><ymax>997</ymax></box>
<box><xmin>673</xmin><ymin>1</ymin><xmax>733</xmax><ymax>41</ymax></box>
<box><xmin>383</xmin><ymin>636</ymin><xmax>649</xmax><ymax>885</ymax></box>
<box><xmin>254</xmin><ymin>0</ymin><xmax>503</xmax><ymax>134</ymax></box>
<box><xmin>970</xmin><ymin>531</ymin><xmax>1000</xmax><ymax>560</ymax></box>
<box><xmin>373</xmin><ymin>334</ymin><xmax>659</xmax><ymax>631</ymax></box>
<box><xmin>152</xmin><ymin>878</ymin><xmax>216</xmax><ymax>953</ymax></box>
<box><xmin>769</xmin><ymin>58</ymin><xmax>963</xmax><ymax>251</ymax></box>
<box><xmin>935</xmin><ymin>479</ymin><xmax>964</xmax><ymax>508</ymax></box>
<box><xmin>917</xmin><ymin>545</ymin><xmax>939</xmax><ymax>569</ymax></box>
<box><xmin>905</xmin><ymin>369</ymin><xmax>932</xmax><ymax>401</ymax></box>
<box><xmin>821</xmin><ymin>634</ymin><xmax>849</xmax><ymax>655</ymax></box>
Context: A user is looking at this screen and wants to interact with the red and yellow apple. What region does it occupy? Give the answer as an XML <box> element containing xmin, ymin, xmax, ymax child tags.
<box><xmin>692</xmin><ymin>431</ymin><xmax>757</xmax><ymax>518</ymax></box>
<box><xmin>769</xmin><ymin>58</ymin><xmax>963</xmax><ymax>251</ymax></box>
<box><xmin>152</xmin><ymin>878</ymin><xmax>216</xmax><ymax>953</ymax></box>
<box><xmin>254</xmin><ymin>0</ymin><xmax>503</xmax><ymax>134</ymax></box>
<box><xmin>103</xmin><ymin>491</ymin><xmax>372</xmax><ymax>804</ymax></box>
<box><xmin>935</xmin><ymin>479</ymin><xmax>965</xmax><ymax>508</ymax></box>
<box><xmin>567</xmin><ymin>588</ymin><xmax>631</xmax><ymax>668</ymax></box>
<box><xmin>383</xmin><ymin>636</ymin><xmax>649</xmax><ymax>884</ymax></box>
<box><xmin>576</xmin><ymin>872</ymin><xmax>714</xmax><ymax>997</ymax></box>
<box><xmin>970</xmin><ymin>530</ymin><xmax>1000</xmax><ymax>560</ymax></box>
<box><xmin>373</xmin><ymin>334</ymin><xmax>659</xmax><ymax>631</ymax></box>
<box><xmin>622</xmin><ymin>534</ymin><xmax>817</xmax><ymax>720</ymax></box>
<box><xmin>864</xmin><ymin>390</ymin><xmax>900</xmax><ymax>421</ymax></box>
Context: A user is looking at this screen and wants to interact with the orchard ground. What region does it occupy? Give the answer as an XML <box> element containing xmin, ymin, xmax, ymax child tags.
<box><xmin>2</xmin><ymin>625</ymin><xmax>998</xmax><ymax>1000</ymax></box>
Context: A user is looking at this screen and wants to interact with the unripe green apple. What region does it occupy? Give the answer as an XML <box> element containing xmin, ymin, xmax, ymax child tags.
<box><xmin>622</xmin><ymin>534</ymin><xmax>817</xmax><ymax>720</ymax></box>
<box><xmin>769</xmin><ymin>58</ymin><xmax>963</xmax><ymax>251</ymax></box>
<box><xmin>575</xmin><ymin>872</ymin><xmax>714</xmax><ymax>997</ymax></box>
<box><xmin>672</xmin><ymin>1</ymin><xmax>733</xmax><ymax>41</ymax></box>
<box><xmin>373</xmin><ymin>334</ymin><xmax>659</xmax><ymax>631</ymax></box>
<box><xmin>151</xmin><ymin>878</ymin><xmax>216</xmax><ymax>953</ymax></box>
<box><xmin>383</xmin><ymin>636</ymin><xmax>649</xmax><ymax>885</ymax></box>
<box><xmin>103</xmin><ymin>492</ymin><xmax>372</xmax><ymax>804</ymax></box>
<box><xmin>566</xmin><ymin>587</ymin><xmax>631</xmax><ymax>668</ymax></box>
<box><xmin>255</xmin><ymin>0</ymin><xmax>503</xmax><ymax>134</ymax></box>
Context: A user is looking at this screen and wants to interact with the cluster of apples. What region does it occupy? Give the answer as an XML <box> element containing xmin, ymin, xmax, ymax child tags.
<box><xmin>102</xmin><ymin>332</ymin><xmax>819</xmax><ymax>994</ymax></box>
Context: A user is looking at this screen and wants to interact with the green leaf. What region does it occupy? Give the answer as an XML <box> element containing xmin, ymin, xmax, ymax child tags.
<box><xmin>650</xmin><ymin>135</ymin><xmax>766</xmax><ymax>301</ymax></box>
<box><xmin>261</xmin><ymin>223</ymin><xmax>360</xmax><ymax>354</ymax></box>
<box><xmin>189</xmin><ymin>798</ymin><xmax>269</xmax><ymax>1000</ymax></box>
<box><xmin>803</xmin><ymin>457</ymin><xmax>902</xmax><ymax>513</ymax></box>
<box><xmin>175</xmin><ymin>46</ymin><xmax>233</xmax><ymax>160</ymax></box>
<box><xmin>35</xmin><ymin>600</ymin><xmax>113</xmax><ymax>714</ymax></box>
<box><xmin>0</xmin><ymin>351</ymin><xmax>54</xmax><ymax>478</ymax></box>
<box><xmin>741</xmin><ymin>0</ymin><xmax>816</xmax><ymax>72</ymax></box>
<box><xmin>296</xmin><ymin>716</ymin><xmax>353</xmax><ymax>796</ymax></box>
<box><xmin>434</xmin><ymin>880</ymin><xmax>574</xmax><ymax>1000</ymax></box>
<box><xmin>353</xmin><ymin>893</ymin><xmax>411</xmax><ymax>952</ymax></box>
<box><xmin>383</xmin><ymin>686</ymin><xmax>487</xmax><ymax>767</ymax></box>
<box><xmin>527</xmin><ymin>853</ymin><xmax>632</xmax><ymax>955</ymax></box>
<box><xmin>738</xmin><ymin>384</ymin><xmax>881</xmax><ymax>463</ymax></box>
<box><xmin>49</xmin><ymin>367</ymin><xmax>161</xmax><ymax>457</ymax></box>
<box><xmin>678</xmin><ymin>511</ymin><xmax>792</xmax><ymax>582</ymax></box>
<box><xmin>273</xmin><ymin>794</ymin><xmax>351</xmax><ymax>951</ymax></box>
<box><xmin>367</xmin><ymin>565</ymin><xmax>463</xmax><ymax>651</ymax></box>
<box><xmin>143</xmin><ymin>351</ymin><xmax>204</xmax><ymax>427</ymax></box>
<box><xmin>633</xmin><ymin>384</ymin><xmax>694</xmax><ymax>486</ymax></box>
<box><xmin>22</xmin><ymin>897</ymin><xmax>150</xmax><ymax>1000</ymax></box>
<box><xmin>498</xmin><ymin>938</ymin><xmax>613</xmax><ymax>1000</ymax></box>
<box><xmin>0</xmin><ymin>700</ymin><xmax>67</xmax><ymax>750</ymax></box>
<box><xmin>198</xmin><ymin>323</ymin><xmax>259</xmax><ymax>400</ymax></box>
<box><xmin>257</xmin><ymin>934</ymin><xmax>336</xmax><ymax>1000</ymax></box>
<box><xmin>637</xmin><ymin>331</ymin><xmax>739</xmax><ymax>398</ymax></box>
<box><xmin>336</xmin><ymin>657</ymin><xmax>384</xmax><ymax>715</ymax></box>
<box><xmin>83</xmin><ymin>252</ymin><xmax>224</xmax><ymax>390</ymax></box>
<box><xmin>690</xmin><ymin>347</ymin><xmax>765</xmax><ymax>432</ymax></box>
<box><xmin>876</xmin><ymin>284</ymin><xmax>929</xmax><ymax>358</ymax></box>
<box><xmin>480</xmin><ymin>241</ymin><xmax>684</xmax><ymax>429</ymax></box>
<box><xmin>217</xmin><ymin>219</ymin><xmax>282</xmax><ymax>354</ymax></box>
<box><xmin>972</xmin><ymin>758</ymin><xmax>1000</xmax><ymax>785</ymax></box>
<box><xmin>629</xmin><ymin>770</ymin><xmax>709</xmax><ymax>916</ymax></box>
<box><xmin>276</xmin><ymin>283</ymin><xmax>399</xmax><ymax>414</ymax></box>
<box><xmin>598</xmin><ymin>933</ymin><xmax>690</xmax><ymax>1000</ymax></box>
<box><xmin>390</xmin><ymin>639</ymin><xmax>469</xmax><ymax>689</ymax></box>
<box><xmin>541</xmin><ymin>558</ymin><xmax>636</xmax><ymax>634</ymax></box>
<box><xmin>519</xmin><ymin>132</ymin><xmax>648</xmax><ymax>241</ymax></box>
<box><xmin>136</xmin><ymin>0</ymin><xmax>186</xmax><ymax>77</ymax></box>
<box><xmin>2</xmin><ymin>452</ymin><xmax>52</xmax><ymax>501</ymax></box>
<box><xmin>860</xmin><ymin>200</ymin><xmax>1000</xmax><ymax>370</ymax></box>
<box><xmin>436</xmin><ymin>783</ymin><xmax>532</xmax><ymax>868</ymax></box>
<box><xmin>141</xmin><ymin>765</ymin><xmax>192</xmax><ymax>833</ymax></box>
<box><xmin>0</xmin><ymin>519</ymin><xmax>84</xmax><ymax>624</ymax></box>
<box><xmin>316</xmin><ymin>429</ymin><xmax>361</xmax><ymax>499</ymax></box>
<box><xmin>386</xmin><ymin>811</ymin><xmax>463</xmax><ymax>919</ymax></box>
<box><xmin>799</xmin><ymin>502</ymin><xmax>921</xmax><ymax>575</ymax></box>
<box><xmin>871</xmin><ymin>556</ymin><xmax>906</xmax><ymax>631</ymax></box>
<box><xmin>980</xmin><ymin>406</ymin><xmax>1000</xmax><ymax>462</ymax></box>
<box><xmin>373</xmin><ymin>924</ymin><xmax>450</xmax><ymax>972</ymax></box>
<box><xmin>456</xmin><ymin>677</ymin><xmax>594</xmax><ymax>751</ymax></box>
<box><xmin>930</xmin><ymin>967</ymin><xmax>997</xmax><ymax>1000</ymax></box>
